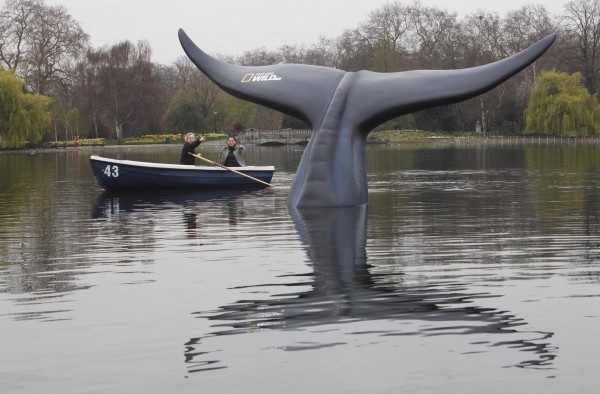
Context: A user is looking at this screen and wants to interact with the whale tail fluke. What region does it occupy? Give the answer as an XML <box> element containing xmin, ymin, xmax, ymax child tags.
<box><xmin>178</xmin><ymin>28</ymin><xmax>346</xmax><ymax>127</ymax></box>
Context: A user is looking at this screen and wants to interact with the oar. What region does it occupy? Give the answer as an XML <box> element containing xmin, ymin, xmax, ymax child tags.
<box><xmin>188</xmin><ymin>152</ymin><xmax>273</xmax><ymax>187</ymax></box>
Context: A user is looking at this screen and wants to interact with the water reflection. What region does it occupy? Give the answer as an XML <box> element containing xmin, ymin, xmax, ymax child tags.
<box><xmin>5</xmin><ymin>146</ymin><xmax>600</xmax><ymax>391</ymax></box>
<box><xmin>184</xmin><ymin>211</ymin><xmax>198</xmax><ymax>231</ymax></box>
<box><xmin>92</xmin><ymin>189</ymin><xmax>268</xmax><ymax>219</ymax></box>
<box><xmin>185</xmin><ymin>205</ymin><xmax>557</xmax><ymax>373</ymax></box>
<box><xmin>227</xmin><ymin>197</ymin><xmax>243</xmax><ymax>227</ymax></box>
<box><xmin>92</xmin><ymin>188</ymin><xmax>271</xmax><ymax>246</ymax></box>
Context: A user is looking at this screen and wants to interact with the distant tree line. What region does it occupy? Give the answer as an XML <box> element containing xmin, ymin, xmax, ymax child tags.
<box><xmin>3</xmin><ymin>0</ymin><xmax>600</xmax><ymax>147</ymax></box>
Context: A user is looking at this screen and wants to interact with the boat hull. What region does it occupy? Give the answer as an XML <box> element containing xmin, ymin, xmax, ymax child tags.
<box><xmin>90</xmin><ymin>155</ymin><xmax>274</xmax><ymax>191</ymax></box>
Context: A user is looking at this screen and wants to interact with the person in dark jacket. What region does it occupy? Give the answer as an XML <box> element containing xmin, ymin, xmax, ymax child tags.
<box><xmin>180</xmin><ymin>132</ymin><xmax>205</xmax><ymax>165</ymax></box>
<box><xmin>219</xmin><ymin>136</ymin><xmax>246</xmax><ymax>167</ymax></box>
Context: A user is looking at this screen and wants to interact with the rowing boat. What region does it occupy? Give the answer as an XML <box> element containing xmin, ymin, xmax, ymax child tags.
<box><xmin>89</xmin><ymin>155</ymin><xmax>274</xmax><ymax>191</ymax></box>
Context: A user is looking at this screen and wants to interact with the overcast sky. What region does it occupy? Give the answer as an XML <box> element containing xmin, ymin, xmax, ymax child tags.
<box><xmin>44</xmin><ymin>0</ymin><xmax>569</xmax><ymax>64</ymax></box>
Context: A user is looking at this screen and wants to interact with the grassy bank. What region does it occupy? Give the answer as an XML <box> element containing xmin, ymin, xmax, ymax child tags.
<box><xmin>368</xmin><ymin>130</ymin><xmax>483</xmax><ymax>142</ymax></box>
<box><xmin>367</xmin><ymin>129</ymin><xmax>600</xmax><ymax>146</ymax></box>
<box><xmin>1</xmin><ymin>132</ymin><xmax>228</xmax><ymax>150</ymax></box>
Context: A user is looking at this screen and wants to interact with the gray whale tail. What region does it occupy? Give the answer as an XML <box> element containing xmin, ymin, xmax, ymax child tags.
<box><xmin>179</xmin><ymin>29</ymin><xmax>556</xmax><ymax>207</ymax></box>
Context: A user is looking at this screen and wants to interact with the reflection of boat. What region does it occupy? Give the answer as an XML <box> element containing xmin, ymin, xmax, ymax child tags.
<box><xmin>92</xmin><ymin>188</ymin><xmax>269</xmax><ymax>219</ymax></box>
<box><xmin>89</xmin><ymin>155</ymin><xmax>274</xmax><ymax>191</ymax></box>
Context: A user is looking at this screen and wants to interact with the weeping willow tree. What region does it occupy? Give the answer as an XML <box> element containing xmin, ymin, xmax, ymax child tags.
<box><xmin>0</xmin><ymin>69</ymin><xmax>51</xmax><ymax>148</ymax></box>
<box><xmin>524</xmin><ymin>71</ymin><xmax>600</xmax><ymax>136</ymax></box>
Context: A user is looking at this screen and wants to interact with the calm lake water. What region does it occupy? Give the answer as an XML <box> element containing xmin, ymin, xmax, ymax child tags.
<box><xmin>1</xmin><ymin>142</ymin><xmax>600</xmax><ymax>393</ymax></box>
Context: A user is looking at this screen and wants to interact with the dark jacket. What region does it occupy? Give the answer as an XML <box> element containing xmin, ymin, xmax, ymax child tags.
<box><xmin>180</xmin><ymin>139</ymin><xmax>202</xmax><ymax>165</ymax></box>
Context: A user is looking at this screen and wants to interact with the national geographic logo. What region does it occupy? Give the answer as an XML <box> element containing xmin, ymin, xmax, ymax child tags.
<box><xmin>241</xmin><ymin>72</ymin><xmax>282</xmax><ymax>83</ymax></box>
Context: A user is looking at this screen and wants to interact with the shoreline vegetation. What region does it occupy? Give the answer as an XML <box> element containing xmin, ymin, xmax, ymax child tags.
<box><xmin>3</xmin><ymin>130</ymin><xmax>600</xmax><ymax>151</ymax></box>
<box><xmin>368</xmin><ymin>130</ymin><xmax>600</xmax><ymax>145</ymax></box>
<box><xmin>0</xmin><ymin>132</ymin><xmax>228</xmax><ymax>150</ymax></box>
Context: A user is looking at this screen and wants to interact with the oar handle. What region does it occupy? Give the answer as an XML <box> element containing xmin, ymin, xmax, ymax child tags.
<box><xmin>188</xmin><ymin>152</ymin><xmax>273</xmax><ymax>187</ymax></box>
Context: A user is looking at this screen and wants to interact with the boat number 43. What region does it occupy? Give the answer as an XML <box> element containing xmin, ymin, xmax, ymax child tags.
<box><xmin>103</xmin><ymin>165</ymin><xmax>119</xmax><ymax>177</ymax></box>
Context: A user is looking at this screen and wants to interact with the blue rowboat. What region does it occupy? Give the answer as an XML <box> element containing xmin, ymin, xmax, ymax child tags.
<box><xmin>89</xmin><ymin>155</ymin><xmax>274</xmax><ymax>191</ymax></box>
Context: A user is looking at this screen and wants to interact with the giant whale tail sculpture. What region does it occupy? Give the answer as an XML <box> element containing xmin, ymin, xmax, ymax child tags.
<box><xmin>179</xmin><ymin>29</ymin><xmax>556</xmax><ymax>207</ymax></box>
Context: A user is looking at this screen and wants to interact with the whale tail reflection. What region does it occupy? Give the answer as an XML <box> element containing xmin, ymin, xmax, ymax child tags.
<box><xmin>184</xmin><ymin>206</ymin><xmax>556</xmax><ymax>373</ymax></box>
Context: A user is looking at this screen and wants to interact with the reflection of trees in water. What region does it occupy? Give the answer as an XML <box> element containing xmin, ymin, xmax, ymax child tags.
<box><xmin>525</xmin><ymin>146</ymin><xmax>600</xmax><ymax>247</ymax></box>
<box><xmin>185</xmin><ymin>206</ymin><xmax>557</xmax><ymax>373</ymax></box>
<box><xmin>582</xmin><ymin>185</ymin><xmax>600</xmax><ymax>282</ymax></box>
<box><xmin>0</xmin><ymin>192</ymin><xmax>162</xmax><ymax>321</ymax></box>
<box><xmin>1</xmin><ymin>196</ymin><xmax>103</xmax><ymax>320</ymax></box>
<box><xmin>1</xmin><ymin>188</ymin><xmax>269</xmax><ymax>321</ymax></box>
<box><xmin>0</xmin><ymin>157</ymin><xmax>89</xmax><ymax>303</ymax></box>
<box><xmin>368</xmin><ymin>151</ymin><xmax>600</xmax><ymax>285</ymax></box>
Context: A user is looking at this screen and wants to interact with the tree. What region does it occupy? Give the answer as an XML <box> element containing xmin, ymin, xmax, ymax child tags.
<box><xmin>503</xmin><ymin>5</ymin><xmax>555</xmax><ymax>55</ymax></box>
<box><xmin>305</xmin><ymin>36</ymin><xmax>343</xmax><ymax>68</ymax></box>
<box><xmin>0</xmin><ymin>0</ymin><xmax>36</xmax><ymax>72</ymax></box>
<box><xmin>336</xmin><ymin>27</ymin><xmax>375</xmax><ymax>72</ymax></box>
<box><xmin>25</xmin><ymin>2</ymin><xmax>88</xmax><ymax>95</ymax></box>
<box><xmin>164</xmin><ymin>56</ymin><xmax>230</xmax><ymax>133</ymax></box>
<box><xmin>75</xmin><ymin>41</ymin><xmax>165</xmax><ymax>140</ymax></box>
<box><xmin>65</xmin><ymin>107</ymin><xmax>82</xmax><ymax>139</ymax></box>
<box><xmin>524</xmin><ymin>70</ymin><xmax>600</xmax><ymax>135</ymax></box>
<box><xmin>163</xmin><ymin>86</ymin><xmax>207</xmax><ymax>132</ymax></box>
<box><xmin>237</xmin><ymin>47</ymin><xmax>281</xmax><ymax>66</ymax></box>
<box><xmin>410</xmin><ymin>4</ymin><xmax>462</xmax><ymax>69</ymax></box>
<box><xmin>452</xmin><ymin>6</ymin><xmax>556</xmax><ymax>134</ymax></box>
<box><xmin>0</xmin><ymin>68</ymin><xmax>50</xmax><ymax>147</ymax></box>
<box><xmin>0</xmin><ymin>0</ymin><xmax>88</xmax><ymax>94</ymax></box>
<box><xmin>362</xmin><ymin>2</ymin><xmax>411</xmax><ymax>72</ymax></box>
<box><xmin>561</xmin><ymin>0</ymin><xmax>600</xmax><ymax>94</ymax></box>
<box><xmin>172</xmin><ymin>57</ymin><xmax>223</xmax><ymax>118</ymax></box>
<box><xmin>224</xmin><ymin>96</ymin><xmax>256</xmax><ymax>131</ymax></box>
<box><xmin>253</xmin><ymin>106</ymin><xmax>282</xmax><ymax>130</ymax></box>
<box><xmin>73</xmin><ymin>50</ymin><xmax>103</xmax><ymax>138</ymax></box>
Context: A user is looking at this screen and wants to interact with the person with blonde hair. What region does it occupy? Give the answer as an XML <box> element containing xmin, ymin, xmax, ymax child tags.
<box><xmin>179</xmin><ymin>132</ymin><xmax>205</xmax><ymax>165</ymax></box>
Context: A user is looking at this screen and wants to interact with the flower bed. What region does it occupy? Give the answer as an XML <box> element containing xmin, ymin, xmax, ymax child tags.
<box><xmin>44</xmin><ymin>138</ymin><xmax>106</xmax><ymax>148</ymax></box>
<box><xmin>123</xmin><ymin>133</ymin><xmax>227</xmax><ymax>144</ymax></box>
